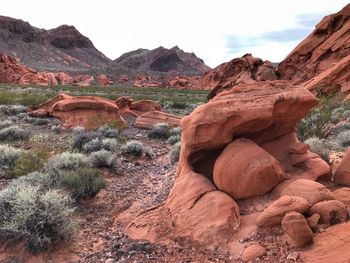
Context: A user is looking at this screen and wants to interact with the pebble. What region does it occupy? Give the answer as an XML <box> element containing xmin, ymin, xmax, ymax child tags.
<box><xmin>286</xmin><ymin>251</ymin><xmax>299</xmax><ymax>261</ymax></box>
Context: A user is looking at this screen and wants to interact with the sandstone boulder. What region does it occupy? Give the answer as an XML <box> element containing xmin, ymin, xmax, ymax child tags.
<box><xmin>310</xmin><ymin>200</ymin><xmax>348</xmax><ymax>225</ymax></box>
<box><xmin>257</xmin><ymin>196</ymin><xmax>310</xmax><ymax>227</ymax></box>
<box><xmin>280</xmin><ymin>179</ymin><xmax>334</xmax><ymax>206</ymax></box>
<box><xmin>282</xmin><ymin>212</ymin><xmax>313</xmax><ymax>247</ymax></box>
<box><xmin>28</xmin><ymin>93</ymin><xmax>126</xmax><ymax>129</ymax></box>
<box><xmin>332</xmin><ymin>188</ymin><xmax>350</xmax><ymax>210</ymax></box>
<box><xmin>241</xmin><ymin>244</ymin><xmax>266</xmax><ymax>262</ymax></box>
<box><xmin>203</xmin><ymin>54</ymin><xmax>278</xmax><ymax>98</ymax></box>
<box><xmin>213</xmin><ymin>138</ymin><xmax>286</xmax><ymax>199</ymax></box>
<box><xmin>127</xmin><ymin>81</ymin><xmax>325</xmax><ymax>247</ymax></box>
<box><xmin>130</xmin><ymin>100</ymin><xmax>161</xmax><ymax>112</ymax></box>
<box><xmin>134</xmin><ymin>110</ymin><xmax>181</xmax><ymax>129</ymax></box>
<box><xmin>306</xmin><ymin>214</ymin><xmax>320</xmax><ymax>230</ymax></box>
<box><xmin>334</xmin><ymin>148</ymin><xmax>350</xmax><ymax>186</ymax></box>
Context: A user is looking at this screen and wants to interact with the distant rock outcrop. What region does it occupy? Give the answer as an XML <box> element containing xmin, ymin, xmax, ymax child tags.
<box><xmin>277</xmin><ymin>4</ymin><xmax>350</xmax><ymax>93</ymax></box>
<box><xmin>114</xmin><ymin>46</ymin><xmax>210</xmax><ymax>75</ymax></box>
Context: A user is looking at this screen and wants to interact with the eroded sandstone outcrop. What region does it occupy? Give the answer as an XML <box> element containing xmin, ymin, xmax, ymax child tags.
<box><xmin>277</xmin><ymin>4</ymin><xmax>350</xmax><ymax>93</ymax></box>
<box><xmin>126</xmin><ymin>80</ymin><xmax>330</xmax><ymax>248</ymax></box>
<box><xmin>28</xmin><ymin>93</ymin><xmax>126</xmax><ymax>129</ymax></box>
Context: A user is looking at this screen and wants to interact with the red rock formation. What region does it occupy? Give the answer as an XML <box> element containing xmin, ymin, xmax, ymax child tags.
<box><xmin>277</xmin><ymin>4</ymin><xmax>350</xmax><ymax>93</ymax></box>
<box><xmin>28</xmin><ymin>93</ymin><xmax>126</xmax><ymax>129</ymax></box>
<box><xmin>132</xmin><ymin>75</ymin><xmax>161</xmax><ymax>88</ymax></box>
<box><xmin>301</xmin><ymin>222</ymin><xmax>350</xmax><ymax>263</ymax></box>
<box><xmin>0</xmin><ymin>53</ymin><xmax>51</xmax><ymax>85</ymax></box>
<box><xmin>126</xmin><ymin>81</ymin><xmax>330</xmax><ymax>247</ymax></box>
<box><xmin>281</xmin><ymin>212</ymin><xmax>313</xmax><ymax>248</ymax></box>
<box><xmin>202</xmin><ymin>54</ymin><xmax>278</xmax><ymax>98</ymax></box>
<box><xmin>117</xmin><ymin>74</ymin><xmax>128</xmax><ymax>83</ymax></box>
<box><xmin>96</xmin><ymin>74</ymin><xmax>112</xmax><ymax>86</ymax></box>
<box><xmin>133</xmin><ymin>111</ymin><xmax>181</xmax><ymax>129</ymax></box>
<box><xmin>213</xmin><ymin>138</ymin><xmax>286</xmax><ymax>199</ymax></box>
<box><xmin>334</xmin><ymin>147</ymin><xmax>350</xmax><ymax>186</ymax></box>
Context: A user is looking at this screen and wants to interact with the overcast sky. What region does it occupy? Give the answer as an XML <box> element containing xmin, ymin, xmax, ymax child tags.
<box><xmin>2</xmin><ymin>0</ymin><xmax>349</xmax><ymax>67</ymax></box>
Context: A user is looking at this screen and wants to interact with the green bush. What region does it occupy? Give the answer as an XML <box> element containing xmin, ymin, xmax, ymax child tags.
<box><xmin>169</xmin><ymin>142</ymin><xmax>181</xmax><ymax>164</ymax></box>
<box><xmin>0</xmin><ymin>180</ymin><xmax>76</xmax><ymax>253</ymax></box>
<box><xmin>0</xmin><ymin>126</ymin><xmax>30</xmax><ymax>141</ymax></box>
<box><xmin>72</xmin><ymin>131</ymin><xmax>100</xmax><ymax>151</ymax></box>
<box><xmin>167</xmin><ymin>134</ymin><xmax>181</xmax><ymax>145</ymax></box>
<box><xmin>0</xmin><ymin>145</ymin><xmax>22</xmax><ymax>178</ymax></box>
<box><xmin>5</xmin><ymin>149</ymin><xmax>50</xmax><ymax>178</ymax></box>
<box><xmin>89</xmin><ymin>150</ymin><xmax>115</xmax><ymax>168</ymax></box>
<box><xmin>148</xmin><ymin>123</ymin><xmax>170</xmax><ymax>140</ymax></box>
<box><xmin>336</xmin><ymin>130</ymin><xmax>350</xmax><ymax>149</ymax></box>
<box><xmin>97</xmin><ymin>126</ymin><xmax>119</xmax><ymax>138</ymax></box>
<box><xmin>54</xmin><ymin>168</ymin><xmax>106</xmax><ymax>199</ymax></box>
<box><xmin>0</xmin><ymin>105</ymin><xmax>27</xmax><ymax>115</ymax></box>
<box><xmin>45</xmin><ymin>152</ymin><xmax>90</xmax><ymax>174</ymax></box>
<box><xmin>305</xmin><ymin>137</ymin><xmax>337</xmax><ymax>163</ymax></box>
<box><xmin>121</xmin><ymin>140</ymin><xmax>144</xmax><ymax>156</ymax></box>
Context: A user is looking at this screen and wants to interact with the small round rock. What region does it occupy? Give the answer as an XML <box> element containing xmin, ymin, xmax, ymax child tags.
<box><xmin>242</xmin><ymin>244</ymin><xmax>266</xmax><ymax>262</ymax></box>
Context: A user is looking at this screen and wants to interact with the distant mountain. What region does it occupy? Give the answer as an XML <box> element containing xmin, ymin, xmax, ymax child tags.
<box><xmin>114</xmin><ymin>46</ymin><xmax>211</xmax><ymax>75</ymax></box>
<box><xmin>0</xmin><ymin>16</ymin><xmax>112</xmax><ymax>72</ymax></box>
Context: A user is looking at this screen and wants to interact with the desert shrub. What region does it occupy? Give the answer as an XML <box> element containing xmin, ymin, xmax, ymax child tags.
<box><xmin>0</xmin><ymin>181</ymin><xmax>76</xmax><ymax>252</ymax></box>
<box><xmin>336</xmin><ymin>130</ymin><xmax>350</xmax><ymax>149</ymax></box>
<box><xmin>172</xmin><ymin>101</ymin><xmax>187</xmax><ymax>109</ymax></box>
<box><xmin>0</xmin><ymin>120</ymin><xmax>13</xmax><ymax>129</ymax></box>
<box><xmin>82</xmin><ymin>138</ymin><xmax>103</xmax><ymax>154</ymax></box>
<box><xmin>72</xmin><ymin>126</ymin><xmax>85</xmax><ymax>133</ymax></box>
<box><xmin>0</xmin><ymin>105</ymin><xmax>27</xmax><ymax>115</ymax></box>
<box><xmin>0</xmin><ymin>126</ymin><xmax>30</xmax><ymax>141</ymax></box>
<box><xmin>14</xmin><ymin>172</ymin><xmax>52</xmax><ymax>188</ymax></box>
<box><xmin>89</xmin><ymin>150</ymin><xmax>115</xmax><ymax>168</ymax></box>
<box><xmin>45</xmin><ymin>152</ymin><xmax>90</xmax><ymax>174</ymax></box>
<box><xmin>97</xmin><ymin>125</ymin><xmax>118</xmax><ymax>138</ymax></box>
<box><xmin>167</xmin><ymin>134</ymin><xmax>181</xmax><ymax>145</ymax></box>
<box><xmin>0</xmin><ymin>145</ymin><xmax>22</xmax><ymax>178</ymax></box>
<box><xmin>169</xmin><ymin>142</ymin><xmax>181</xmax><ymax>164</ymax></box>
<box><xmin>121</xmin><ymin>140</ymin><xmax>144</xmax><ymax>156</ymax></box>
<box><xmin>72</xmin><ymin>131</ymin><xmax>100</xmax><ymax>151</ymax></box>
<box><xmin>143</xmin><ymin>147</ymin><xmax>155</xmax><ymax>158</ymax></box>
<box><xmin>101</xmin><ymin>138</ymin><xmax>118</xmax><ymax>152</ymax></box>
<box><xmin>53</xmin><ymin>168</ymin><xmax>106</xmax><ymax>199</ymax></box>
<box><xmin>162</xmin><ymin>101</ymin><xmax>174</xmax><ymax>110</ymax></box>
<box><xmin>343</xmin><ymin>110</ymin><xmax>350</xmax><ymax>120</ymax></box>
<box><xmin>148</xmin><ymin>123</ymin><xmax>170</xmax><ymax>139</ymax></box>
<box><xmin>121</xmin><ymin>140</ymin><xmax>155</xmax><ymax>158</ymax></box>
<box><xmin>305</xmin><ymin>137</ymin><xmax>336</xmax><ymax>163</ymax></box>
<box><xmin>170</xmin><ymin>126</ymin><xmax>182</xmax><ymax>136</ymax></box>
<box><xmin>29</xmin><ymin>118</ymin><xmax>50</xmax><ymax>126</ymax></box>
<box><xmin>6</xmin><ymin>149</ymin><xmax>50</xmax><ymax>178</ymax></box>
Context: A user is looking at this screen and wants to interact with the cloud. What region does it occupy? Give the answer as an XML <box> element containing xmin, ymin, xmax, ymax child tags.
<box><xmin>224</xmin><ymin>12</ymin><xmax>329</xmax><ymax>62</ymax></box>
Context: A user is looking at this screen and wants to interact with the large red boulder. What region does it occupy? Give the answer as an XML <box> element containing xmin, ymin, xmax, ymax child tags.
<box><xmin>280</xmin><ymin>179</ymin><xmax>335</xmax><ymax>206</ymax></box>
<box><xmin>127</xmin><ymin>81</ymin><xmax>328</xmax><ymax>248</ymax></box>
<box><xmin>29</xmin><ymin>93</ymin><xmax>126</xmax><ymax>129</ymax></box>
<box><xmin>256</xmin><ymin>196</ymin><xmax>310</xmax><ymax>227</ymax></box>
<box><xmin>133</xmin><ymin>111</ymin><xmax>181</xmax><ymax>129</ymax></box>
<box><xmin>282</xmin><ymin>212</ymin><xmax>313</xmax><ymax>248</ymax></box>
<box><xmin>334</xmin><ymin>148</ymin><xmax>350</xmax><ymax>186</ymax></box>
<box><xmin>213</xmin><ymin>138</ymin><xmax>286</xmax><ymax>199</ymax></box>
<box><xmin>202</xmin><ymin>54</ymin><xmax>277</xmax><ymax>98</ymax></box>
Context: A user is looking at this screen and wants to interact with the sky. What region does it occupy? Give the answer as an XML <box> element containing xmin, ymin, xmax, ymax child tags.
<box><xmin>1</xmin><ymin>0</ymin><xmax>349</xmax><ymax>67</ymax></box>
